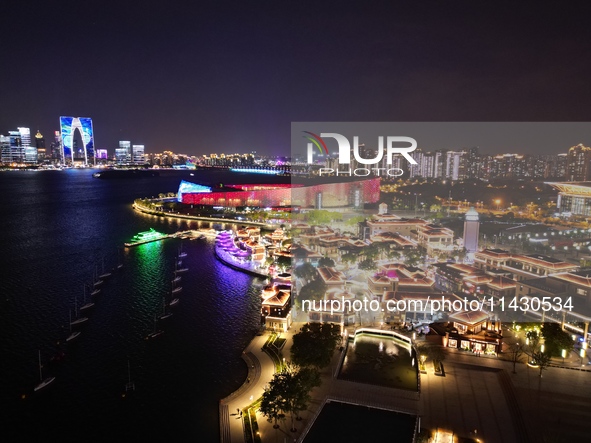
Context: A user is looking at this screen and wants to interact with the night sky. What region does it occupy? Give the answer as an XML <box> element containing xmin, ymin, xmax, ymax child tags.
<box><xmin>2</xmin><ymin>1</ymin><xmax>591</xmax><ymax>156</ymax></box>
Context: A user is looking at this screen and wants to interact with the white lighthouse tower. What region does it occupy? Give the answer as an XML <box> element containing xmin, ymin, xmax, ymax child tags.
<box><xmin>463</xmin><ymin>207</ymin><xmax>480</xmax><ymax>254</ymax></box>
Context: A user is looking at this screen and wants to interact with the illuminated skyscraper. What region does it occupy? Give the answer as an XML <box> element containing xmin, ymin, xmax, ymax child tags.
<box><xmin>18</xmin><ymin>127</ymin><xmax>38</xmax><ymax>163</ymax></box>
<box><xmin>35</xmin><ymin>130</ymin><xmax>46</xmax><ymax>162</ymax></box>
<box><xmin>132</xmin><ymin>144</ymin><xmax>145</xmax><ymax>164</ymax></box>
<box><xmin>0</xmin><ymin>131</ymin><xmax>24</xmax><ymax>163</ymax></box>
<box><xmin>59</xmin><ymin>116</ymin><xmax>95</xmax><ymax>166</ymax></box>
<box><xmin>116</xmin><ymin>141</ymin><xmax>131</xmax><ymax>164</ymax></box>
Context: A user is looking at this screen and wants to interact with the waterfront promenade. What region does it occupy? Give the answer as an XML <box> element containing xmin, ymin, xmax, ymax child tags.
<box><xmin>132</xmin><ymin>201</ymin><xmax>279</xmax><ymax>230</ymax></box>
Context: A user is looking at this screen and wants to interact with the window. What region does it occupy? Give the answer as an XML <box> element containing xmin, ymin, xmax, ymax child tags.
<box><xmin>576</xmin><ymin>288</ymin><xmax>587</xmax><ymax>296</ymax></box>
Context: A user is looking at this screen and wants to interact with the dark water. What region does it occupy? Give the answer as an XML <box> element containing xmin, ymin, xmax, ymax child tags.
<box><xmin>339</xmin><ymin>334</ymin><xmax>418</xmax><ymax>391</ymax></box>
<box><xmin>0</xmin><ymin>169</ymin><xmax>267</xmax><ymax>441</ymax></box>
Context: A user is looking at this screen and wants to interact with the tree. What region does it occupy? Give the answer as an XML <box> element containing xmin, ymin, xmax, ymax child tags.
<box><xmin>318</xmin><ymin>257</ymin><xmax>335</xmax><ymax>268</ymax></box>
<box><xmin>305</xmin><ymin>210</ymin><xmax>334</xmax><ymax>225</ymax></box>
<box><xmin>386</xmin><ymin>248</ymin><xmax>401</xmax><ymax>261</ymax></box>
<box><xmin>291</xmin><ymin>322</ymin><xmax>342</xmax><ymax>369</ymax></box>
<box><xmin>345</xmin><ymin>215</ymin><xmax>366</xmax><ymax>226</ymax></box>
<box><xmin>403</xmin><ymin>249</ymin><xmax>423</xmax><ymax>267</ymax></box>
<box><xmin>526</xmin><ymin>329</ymin><xmax>541</xmax><ymax>353</ymax></box>
<box><xmin>259</xmin><ymin>378</ymin><xmax>285</xmax><ymax>428</ymax></box>
<box><xmin>275</xmin><ymin>255</ymin><xmax>292</xmax><ymax>271</ymax></box>
<box><xmin>340</xmin><ymin>252</ymin><xmax>358</xmax><ymax>266</ymax></box>
<box><xmin>358</xmin><ymin>257</ymin><xmax>376</xmax><ymax>271</ymax></box>
<box><xmin>428</xmin><ymin>346</ymin><xmax>446</xmax><ymax>373</ymax></box>
<box><xmin>259</xmin><ymin>365</ymin><xmax>321</xmax><ymax>432</ymax></box>
<box><xmin>531</xmin><ymin>350</ymin><xmax>552</xmax><ymax>377</ymax></box>
<box><xmin>294</xmin><ymin>263</ymin><xmax>317</xmax><ymax>283</ymax></box>
<box><xmin>283</xmin><ymin>364</ymin><xmax>321</xmax><ymax>429</ymax></box>
<box><xmin>363</xmin><ymin>243</ymin><xmax>381</xmax><ymax>260</ymax></box>
<box><xmin>456</xmin><ymin>247</ymin><xmax>467</xmax><ymax>263</ymax></box>
<box><xmin>298</xmin><ymin>279</ymin><xmax>327</xmax><ymax>301</ymax></box>
<box><xmin>541</xmin><ymin>323</ymin><xmax>574</xmax><ymax>358</ymax></box>
<box><xmin>508</xmin><ymin>342</ymin><xmax>525</xmax><ymax>374</ymax></box>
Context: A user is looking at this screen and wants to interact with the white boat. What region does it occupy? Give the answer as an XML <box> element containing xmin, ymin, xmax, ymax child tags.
<box><xmin>174</xmin><ymin>255</ymin><xmax>188</xmax><ymax>274</ymax></box>
<box><xmin>91</xmin><ymin>264</ymin><xmax>103</xmax><ymax>287</ymax></box>
<box><xmin>98</xmin><ymin>257</ymin><xmax>112</xmax><ymax>279</ymax></box>
<box><xmin>70</xmin><ymin>316</ymin><xmax>88</xmax><ymax>326</ymax></box>
<box><xmin>145</xmin><ymin>314</ymin><xmax>164</xmax><ymax>340</ymax></box>
<box><xmin>70</xmin><ymin>297</ymin><xmax>88</xmax><ymax>327</ymax></box>
<box><xmin>159</xmin><ymin>297</ymin><xmax>173</xmax><ymax>320</ymax></box>
<box><xmin>172</xmin><ymin>286</ymin><xmax>182</xmax><ymax>294</ymax></box>
<box><xmin>169</xmin><ymin>297</ymin><xmax>180</xmax><ymax>307</ymax></box>
<box><xmin>66</xmin><ymin>310</ymin><xmax>81</xmax><ymax>342</ymax></box>
<box><xmin>125</xmin><ymin>359</ymin><xmax>135</xmax><ymax>392</ymax></box>
<box><xmin>173</xmin><ymin>275</ymin><xmax>181</xmax><ymax>284</ymax></box>
<box><xmin>178</xmin><ymin>244</ymin><xmax>187</xmax><ymax>258</ymax></box>
<box><xmin>34</xmin><ymin>350</ymin><xmax>55</xmax><ymax>392</ymax></box>
<box><xmin>79</xmin><ymin>285</ymin><xmax>94</xmax><ymax>311</ymax></box>
<box><xmin>117</xmin><ymin>247</ymin><xmax>124</xmax><ymax>270</ymax></box>
<box><xmin>67</xmin><ymin>330</ymin><xmax>81</xmax><ymax>342</ymax></box>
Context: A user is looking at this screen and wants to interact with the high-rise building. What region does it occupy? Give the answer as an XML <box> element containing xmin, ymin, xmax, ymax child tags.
<box><xmin>433</xmin><ymin>149</ymin><xmax>447</xmax><ymax>179</ymax></box>
<box><xmin>445</xmin><ymin>151</ymin><xmax>465</xmax><ymax>181</ymax></box>
<box><xmin>59</xmin><ymin>117</ymin><xmax>95</xmax><ymax>166</ymax></box>
<box><xmin>18</xmin><ymin>127</ymin><xmax>37</xmax><ymax>164</ymax></box>
<box><xmin>35</xmin><ymin>130</ymin><xmax>46</xmax><ymax>163</ymax></box>
<box><xmin>565</xmin><ymin>144</ymin><xmax>591</xmax><ymax>181</ymax></box>
<box><xmin>1</xmin><ymin>131</ymin><xmax>24</xmax><ymax>163</ymax></box>
<box><xmin>116</xmin><ymin>141</ymin><xmax>131</xmax><ymax>164</ymax></box>
<box><xmin>132</xmin><ymin>144</ymin><xmax>145</xmax><ymax>164</ymax></box>
<box><xmin>50</xmin><ymin>131</ymin><xmax>62</xmax><ymax>164</ymax></box>
<box><xmin>0</xmin><ymin>134</ymin><xmax>10</xmax><ymax>163</ymax></box>
<box><xmin>463</xmin><ymin>207</ymin><xmax>480</xmax><ymax>253</ymax></box>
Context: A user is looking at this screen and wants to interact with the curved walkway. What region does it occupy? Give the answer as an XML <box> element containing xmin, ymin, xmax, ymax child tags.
<box><xmin>132</xmin><ymin>202</ymin><xmax>277</xmax><ymax>229</ymax></box>
<box><xmin>219</xmin><ymin>334</ymin><xmax>276</xmax><ymax>443</ymax></box>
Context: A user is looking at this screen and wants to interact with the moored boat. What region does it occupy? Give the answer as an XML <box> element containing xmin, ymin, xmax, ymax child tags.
<box><xmin>34</xmin><ymin>350</ymin><xmax>55</xmax><ymax>392</ymax></box>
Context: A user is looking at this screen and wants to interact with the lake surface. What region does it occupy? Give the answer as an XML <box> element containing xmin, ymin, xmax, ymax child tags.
<box><xmin>0</xmin><ymin>168</ymin><xmax>269</xmax><ymax>441</ymax></box>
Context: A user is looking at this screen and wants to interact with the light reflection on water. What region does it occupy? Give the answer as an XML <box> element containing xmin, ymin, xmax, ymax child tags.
<box><xmin>0</xmin><ymin>169</ymin><xmax>265</xmax><ymax>441</ymax></box>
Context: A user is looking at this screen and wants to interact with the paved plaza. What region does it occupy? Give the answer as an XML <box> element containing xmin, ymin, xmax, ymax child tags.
<box><xmin>220</xmin><ymin>324</ymin><xmax>591</xmax><ymax>443</ymax></box>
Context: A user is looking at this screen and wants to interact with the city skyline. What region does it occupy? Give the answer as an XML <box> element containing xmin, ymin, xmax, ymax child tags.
<box><xmin>2</xmin><ymin>2</ymin><xmax>591</xmax><ymax>155</ymax></box>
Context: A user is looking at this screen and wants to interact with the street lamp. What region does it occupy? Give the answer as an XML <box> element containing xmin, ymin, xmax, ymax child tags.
<box><xmin>562</xmin><ymin>348</ymin><xmax>567</xmax><ymax>363</ymax></box>
<box><xmin>495</xmin><ymin>199</ymin><xmax>501</xmax><ymax>211</ymax></box>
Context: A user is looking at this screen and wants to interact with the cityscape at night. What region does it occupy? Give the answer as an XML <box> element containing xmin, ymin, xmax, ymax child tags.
<box><xmin>2</xmin><ymin>2</ymin><xmax>591</xmax><ymax>443</ymax></box>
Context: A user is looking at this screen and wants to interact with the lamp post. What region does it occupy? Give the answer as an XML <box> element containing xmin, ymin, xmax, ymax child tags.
<box><xmin>495</xmin><ymin>199</ymin><xmax>501</xmax><ymax>211</ymax></box>
<box><xmin>561</xmin><ymin>348</ymin><xmax>566</xmax><ymax>364</ymax></box>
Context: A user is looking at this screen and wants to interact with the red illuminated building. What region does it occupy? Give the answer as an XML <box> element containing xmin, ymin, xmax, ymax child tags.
<box><xmin>178</xmin><ymin>178</ymin><xmax>380</xmax><ymax>208</ymax></box>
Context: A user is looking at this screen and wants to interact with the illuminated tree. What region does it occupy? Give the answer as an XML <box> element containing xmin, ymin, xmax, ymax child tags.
<box><xmin>291</xmin><ymin>322</ymin><xmax>342</xmax><ymax>369</ymax></box>
<box><xmin>541</xmin><ymin>323</ymin><xmax>574</xmax><ymax>357</ymax></box>
<box><xmin>532</xmin><ymin>351</ymin><xmax>552</xmax><ymax>377</ymax></box>
<box><xmin>318</xmin><ymin>257</ymin><xmax>335</xmax><ymax>268</ymax></box>
<box><xmin>259</xmin><ymin>364</ymin><xmax>321</xmax><ymax>432</ymax></box>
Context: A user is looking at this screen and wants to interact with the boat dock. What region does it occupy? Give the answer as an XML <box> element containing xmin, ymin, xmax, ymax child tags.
<box><xmin>124</xmin><ymin>229</ymin><xmax>214</xmax><ymax>247</ymax></box>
